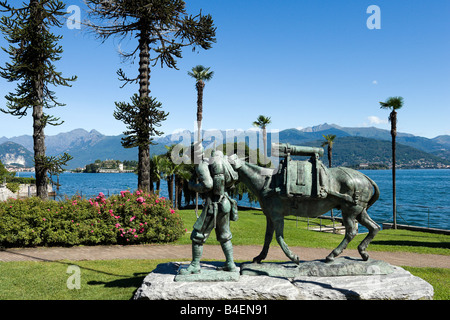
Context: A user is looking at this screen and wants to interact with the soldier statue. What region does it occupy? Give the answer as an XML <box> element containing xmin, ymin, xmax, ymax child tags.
<box><xmin>180</xmin><ymin>148</ymin><xmax>239</xmax><ymax>275</ymax></box>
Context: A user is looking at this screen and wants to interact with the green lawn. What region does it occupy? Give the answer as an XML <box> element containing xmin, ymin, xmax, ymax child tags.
<box><xmin>176</xmin><ymin>208</ymin><xmax>450</xmax><ymax>256</ymax></box>
<box><xmin>0</xmin><ymin>209</ymin><xmax>448</xmax><ymax>300</ymax></box>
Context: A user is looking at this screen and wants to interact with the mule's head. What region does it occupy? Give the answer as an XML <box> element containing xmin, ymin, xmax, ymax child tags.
<box><xmin>227</xmin><ymin>154</ymin><xmax>244</xmax><ymax>170</ymax></box>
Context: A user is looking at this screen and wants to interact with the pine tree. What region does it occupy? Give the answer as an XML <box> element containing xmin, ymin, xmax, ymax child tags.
<box><xmin>86</xmin><ymin>0</ymin><xmax>216</xmax><ymax>192</ymax></box>
<box><xmin>0</xmin><ymin>0</ymin><xmax>76</xmax><ymax>199</ymax></box>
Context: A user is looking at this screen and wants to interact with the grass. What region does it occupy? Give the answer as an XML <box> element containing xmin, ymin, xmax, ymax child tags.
<box><xmin>0</xmin><ymin>209</ymin><xmax>448</xmax><ymax>300</ymax></box>
<box><xmin>0</xmin><ymin>259</ymin><xmax>166</xmax><ymax>300</ymax></box>
<box><xmin>0</xmin><ymin>259</ymin><xmax>448</xmax><ymax>300</ymax></box>
<box><xmin>176</xmin><ymin>208</ymin><xmax>450</xmax><ymax>256</ymax></box>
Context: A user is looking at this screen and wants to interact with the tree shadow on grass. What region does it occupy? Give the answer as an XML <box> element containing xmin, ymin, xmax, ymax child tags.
<box><xmin>87</xmin><ymin>272</ymin><xmax>147</xmax><ymax>289</ymax></box>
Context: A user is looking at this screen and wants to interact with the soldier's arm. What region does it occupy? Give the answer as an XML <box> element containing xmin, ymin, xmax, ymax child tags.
<box><xmin>188</xmin><ymin>162</ymin><xmax>213</xmax><ymax>193</ymax></box>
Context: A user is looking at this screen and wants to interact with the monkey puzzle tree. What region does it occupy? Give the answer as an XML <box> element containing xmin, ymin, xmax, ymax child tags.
<box><xmin>86</xmin><ymin>0</ymin><xmax>216</xmax><ymax>192</ymax></box>
<box><xmin>0</xmin><ymin>0</ymin><xmax>76</xmax><ymax>199</ymax></box>
<box><xmin>113</xmin><ymin>94</ymin><xmax>168</xmax><ymax>189</ymax></box>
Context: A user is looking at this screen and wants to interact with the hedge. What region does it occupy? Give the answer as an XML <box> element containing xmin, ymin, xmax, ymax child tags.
<box><xmin>0</xmin><ymin>191</ymin><xmax>186</xmax><ymax>247</ymax></box>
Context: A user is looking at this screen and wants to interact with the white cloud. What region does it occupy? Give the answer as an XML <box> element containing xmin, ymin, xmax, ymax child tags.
<box><xmin>367</xmin><ymin>116</ymin><xmax>388</xmax><ymax>125</ymax></box>
<box><xmin>372</xmin><ymin>80</ymin><xmax>378</xmax><ymax>85</ymax></box>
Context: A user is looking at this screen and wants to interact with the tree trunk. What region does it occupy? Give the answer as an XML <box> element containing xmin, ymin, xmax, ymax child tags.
<box><xmin>195</xmin><ymin>80</ymin><xmax>205</xmax><ymax>217</ymax></box>
<box><xmin>168</xmin><ymin>175</ymin><xmax>174</xmax><ymax>203</ymax></box>
<box><xmin>177</xmin><ymin>177</ymin><xmax>184</xmax><ymax>208</ymax></box>
<box><xmin>196</xmin><ymin>80</ymin><xmax>205</xmax><ymax>143</ymax></box>
<box><xmin>137</xmin><ymin>27</ymin><xmax>151</xmax><ymax>192</ymax></box>
<box><xmin>328</xmin><ymin>145</ymin><xmax>332</xmax><ymax>168</ymax></box>
<box><xmin>31</xmin><ymin>0</ymin><xmax>47</xmax><ymax>200</ymax></box>
<box><xmin>391</xmin><ymin>110</ymin><xmax>397</xmax><ymax>229</ymax></box>
<box><xmin>262</xmin><ymin>127</ymin><xmax>268</xmax><ymax>165</ymax></box>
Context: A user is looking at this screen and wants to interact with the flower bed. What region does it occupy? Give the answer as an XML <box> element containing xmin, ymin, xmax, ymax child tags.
<box><xmin>0</xmin><ymin>191</ymin><xmax>185</xmax><ymax>247</ymax></box>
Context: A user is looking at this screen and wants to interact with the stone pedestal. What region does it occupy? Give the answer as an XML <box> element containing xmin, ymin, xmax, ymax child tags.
<box><xmin>133</xmin><ymin>258</ymin><xmax>434</xmax><ymax>300</ymax></box>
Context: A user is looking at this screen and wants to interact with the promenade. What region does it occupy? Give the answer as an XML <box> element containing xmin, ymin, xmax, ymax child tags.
<box><xmin>1</xmin><ymin>244</ymin><xmax>448</xmax><ymax>268</ymax></box>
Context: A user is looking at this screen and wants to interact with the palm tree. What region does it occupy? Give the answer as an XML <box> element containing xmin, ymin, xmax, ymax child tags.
<box><xmin>379</xmin><ymin>96</ymin><xmax>404</xmax><ymax>229</ymax></box>
<box><xmin>188</xmin><ymin>65</ymin><xmax>214</xmax><ymax>144</ymax></box>
<box><xmin>252</xmin><ymin>115</ymin><xmax>271</xmax><ymax>165</ymax></box>
<box><xmin>321</xmin><ymin>134</ymin><xmax>336</xmax><ymax>168</ymax></box>
<box><xmin>188</xmin><ymin>65</ymin><xmax>214</xmax><ymax>215</ymax></box>
<box><xmin>160</xmin><ymin>157</ymin><xmax>176</xmax><ymax>204</ymax></box>
<box><xmin>149</xmin><ymin>155</ymin><xmax>163</xmax><ymax>193</ymax></box>
<box><xmin>321</xmin><ymin>134</ymin><xmax>337</xmax><ymax>230</ymax></box>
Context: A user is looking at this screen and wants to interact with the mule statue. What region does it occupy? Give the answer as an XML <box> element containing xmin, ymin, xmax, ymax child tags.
<box><xmin>228</xmin><ymin>143</ymin><xmax>381</xmax><ymax>264</ymax></box>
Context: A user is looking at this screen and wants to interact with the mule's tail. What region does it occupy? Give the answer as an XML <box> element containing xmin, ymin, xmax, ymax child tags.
<box><xmin>364</xmin><ymin>174</ymin><xmax>380</xmax><ymax>209</ymax></box>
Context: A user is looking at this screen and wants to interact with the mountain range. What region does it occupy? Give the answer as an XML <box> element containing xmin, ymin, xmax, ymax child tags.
<box><xmin>0</xmin><ymin>123</ymin><xmax>449</xmax><ymax>169</ymax></box>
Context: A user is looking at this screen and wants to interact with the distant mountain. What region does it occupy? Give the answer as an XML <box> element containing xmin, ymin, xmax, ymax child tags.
<box><xmin>0</xmin><ymin>141</ymin><xmax>34</xmax><ymax>167</ymax></box>
<box><xmin>294</xmin><ymin>123</ymin><xmax>450</xmax><ymax>161</ymax></box>
<box><xmin>295</xmin><ymin>136</ymin><xmax>450</xmax><ymax>168</ymax></box>
<box><xmin>1</xmin><ymin>124</ymin><xmax>449</xmax><ymax>169</ymax></box>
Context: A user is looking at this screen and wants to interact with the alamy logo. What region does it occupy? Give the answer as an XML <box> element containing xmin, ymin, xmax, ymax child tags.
<box><xmin>66</xmin><ymin>5</ymin><xmax>81</xmax><ymax>30</ymax></box>
<box><xmin>366</xmin><ymin>5</ymin><xmax>381</xmax><ymax>30</ymax></box>
<box><xmin>66</xmin><ymin>265</ymin><xmax>81</xmax><ymax>290</ymax></box>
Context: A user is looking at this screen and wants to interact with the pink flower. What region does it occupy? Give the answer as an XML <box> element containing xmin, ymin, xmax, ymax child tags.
<box><xmin>130</xmin><ymin>216</ymin><xmax>136</xmax><ymax>222</ymax></box>
<box><xmin>43</xmin><ymin>218</ymin><xmax>46</xmax><ymax>221</ymax></box>
<box><xmin>170</xmin><ymin>209</ymin><xmax>175</xmax><ymax>214</ymax></box>
<box><xmin>109</xmin><ymin>209</ymin><xmax>113</xmax><ymax>215</ymax></box>
<box><xmin>136</xmin><ymin>197</ymin><xmax>145</xmax><ymax>204</ymax></box>
<box><xmin>98</xmin><ymin>192</ymin><xmax>105</xmax><ymax>197</ymax></box>
<box><xmin>136</xmin><ymin>190</ymin><xmax>141</xmax><ymax>196</ymax></box>
<box><xmin>115</xmin><ymin>223</ymin><xmax>121</xmax><ymax>228</ymax></box>
<box><xmin>134</xmin><ymin>235</ymin><xmax>138</xmax><ymax>238</ymax></box>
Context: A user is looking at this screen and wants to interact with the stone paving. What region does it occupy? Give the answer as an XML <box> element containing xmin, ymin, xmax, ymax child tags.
<box><xmin>0</xmin><ymin>244</ymin><xmax>448</xmax><ymax>268</ymax></box>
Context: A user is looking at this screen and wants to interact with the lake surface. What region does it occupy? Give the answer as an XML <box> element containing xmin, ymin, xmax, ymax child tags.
<box><xmin>16</xmin><ymin>169</ymin><xmax>450</xmax><ymax>232</ymax></box>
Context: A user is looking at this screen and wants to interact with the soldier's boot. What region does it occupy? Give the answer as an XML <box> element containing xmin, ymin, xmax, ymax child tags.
<box><xmin>217</xmin><ymin>240</ymin><xmax>237</xmax><ymax>272</ymax></box>
<box><xmin>179</xmin><ymin>243</ymin><xmax>203</xmax><ymax>275</ymax></box>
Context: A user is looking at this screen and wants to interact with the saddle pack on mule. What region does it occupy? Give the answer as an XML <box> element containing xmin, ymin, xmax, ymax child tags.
<box><xmin>271</xmin><ymin>143</ymin><xmax>330</xmax><ymax>199</ymax></box>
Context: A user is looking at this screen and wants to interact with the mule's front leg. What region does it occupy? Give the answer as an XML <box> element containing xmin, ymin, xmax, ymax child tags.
<box><xmin>253</xmin><ymin>215</ymin><xmax>274</xmax><ymax>263</ymax></box>
<box><xmin>274</xmin><ymin>217</ymin><xmax>300</xmax><ymax>264</ymax></box>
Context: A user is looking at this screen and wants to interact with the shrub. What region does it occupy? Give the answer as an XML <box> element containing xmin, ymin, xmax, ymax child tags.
<box><xmin>6</xmin><ymin>182</ymin><xmax>20</xmax><ymax>193</ymax></box>
<box><xmin>0</xmin><ymin>191</ymin><xmax>185</xmax><ymax>247</ymax></box>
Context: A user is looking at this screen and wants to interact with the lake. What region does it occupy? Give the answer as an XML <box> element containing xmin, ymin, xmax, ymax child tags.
<box><xmin>16</xmin><ymin>169</ymin><xmax>450</xmax><ymax>232</ymax></box>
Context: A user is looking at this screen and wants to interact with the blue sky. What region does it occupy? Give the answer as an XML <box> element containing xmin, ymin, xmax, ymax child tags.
<box><xmin>0</xmin><ymin>0</ymin><xmax>449</xmax><ymax>139</ymax></box>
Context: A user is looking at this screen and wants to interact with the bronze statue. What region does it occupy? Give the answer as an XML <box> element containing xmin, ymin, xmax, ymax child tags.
<box><xmin>228</xmin><ymin>143</ymin><xmax>381</xmax><ymax>264</ymax></box>
<box><xmin>181</xmin><ymin>149</ymin><xmax>239</xmax><ymax>274</ymax></box>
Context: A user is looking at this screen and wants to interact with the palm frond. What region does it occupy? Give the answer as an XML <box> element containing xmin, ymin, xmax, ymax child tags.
<box><xmin>188</xmin><ymin>64</ymin><xmax>213</xmax><ymax>81</ymax></box>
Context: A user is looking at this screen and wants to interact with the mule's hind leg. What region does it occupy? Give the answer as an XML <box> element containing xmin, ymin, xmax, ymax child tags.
<box><xmin>253</xmin><ymin>215</ymin><xmax>274</xmax><ymax>263</ymax></box>
<box><xmin>355</xmin><ymin>209</ymin><xmax>380</xmax><ymax>261</ymax></box>
<box><xmin>326</xmin><ymin>210</ymin><xmax>358</xmax><ymax>263</ymax></box>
